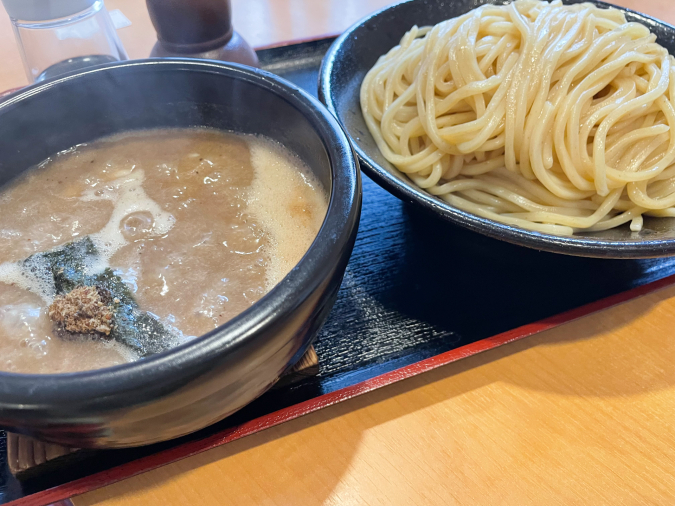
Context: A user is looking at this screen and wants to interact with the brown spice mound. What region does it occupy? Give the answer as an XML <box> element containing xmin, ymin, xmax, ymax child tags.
<box><xmin>48</xmin><ymin>286</ymin><xmax>115</xmax><ymax>336</ymax></box>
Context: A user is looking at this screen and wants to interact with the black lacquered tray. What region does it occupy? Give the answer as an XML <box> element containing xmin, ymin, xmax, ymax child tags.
<box><xmin>3</xmin><ymin>36</ymin><xmax>675</xmax><ymax>506</ymax></box>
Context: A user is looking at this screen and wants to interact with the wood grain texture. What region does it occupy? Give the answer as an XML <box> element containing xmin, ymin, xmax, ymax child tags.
<box><xmin>6</xmin><ymin>433</ymin><xmax>75</xmax><ymax>477</ymax></box>
<box><xmin>74</xmin><ymin>283</ymin><xmax>675</xmax><ymax>506</ymax></box>
<box><xmin>0</xmin><ymin>0</ymin><xmax>674</xmax><ymax>504</ymax></box>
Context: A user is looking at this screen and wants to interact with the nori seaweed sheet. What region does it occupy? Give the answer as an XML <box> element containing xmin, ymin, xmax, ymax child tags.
<box><xmin>22</xmin><ymin>237</ymin><xmax>174</xmax><ymax>357</ymax></box>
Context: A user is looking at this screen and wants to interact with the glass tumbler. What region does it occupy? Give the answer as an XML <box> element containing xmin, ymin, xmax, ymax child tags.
<box><xmin>2</xmin><ymin>0</ymin><xmax>128</xmax><ymax>82</ymax></box>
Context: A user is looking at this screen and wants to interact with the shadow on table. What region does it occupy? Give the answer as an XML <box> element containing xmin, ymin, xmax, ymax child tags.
<box><xmin>73</xmin><ymin>181</ymin><xmax>675</xmax><ymax>504</ymax></box>
<box><xmin>75</xmin><ymin>279</ymin><xmax>675</xmax><ymax>505</ymax></box>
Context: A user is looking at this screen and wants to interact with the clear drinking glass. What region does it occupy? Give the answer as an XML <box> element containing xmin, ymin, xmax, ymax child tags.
<box><xmin>3</xmin><ymin>0</ymin><xmax>128</xmax><ymax>83</ymax></box>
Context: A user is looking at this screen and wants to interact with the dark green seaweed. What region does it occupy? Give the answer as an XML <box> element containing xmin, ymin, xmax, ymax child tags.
<box><xmin>23</xmin><ymin>237</ymin><xmax>174</xmax><ymax>357</ymax></box>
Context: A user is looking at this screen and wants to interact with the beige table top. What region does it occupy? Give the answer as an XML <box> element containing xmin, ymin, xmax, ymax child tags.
<box><xmin>2</xmin><ymin>0</ymin><xmax>675</xmax><ymax>504</ymax></box>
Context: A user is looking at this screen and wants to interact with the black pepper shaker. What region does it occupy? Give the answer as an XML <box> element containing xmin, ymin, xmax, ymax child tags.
<box><xmin>146</xmin><ymin>0</ymin><xmax>259</xmax><ymax>67</ymax></box>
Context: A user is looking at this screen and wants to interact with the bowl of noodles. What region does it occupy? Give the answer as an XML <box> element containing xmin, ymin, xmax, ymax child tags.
<box><xmin>319</xmin><ymin>0</ymin><xmax>675</xmax><ymax>257</ymax></box>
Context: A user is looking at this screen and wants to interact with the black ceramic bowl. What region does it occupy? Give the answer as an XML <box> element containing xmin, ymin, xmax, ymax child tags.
<box><xmin>319</xmin><ymin>0</ymin><xmax>675</xmax><ymax>258</ymax></box>
<box><xmin>0</xmin><ymin>59</ymin><xmax>361</xmax><ymax>448</ymax></box>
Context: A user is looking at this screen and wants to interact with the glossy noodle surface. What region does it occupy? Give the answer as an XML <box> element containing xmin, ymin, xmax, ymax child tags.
<box><xmin>361</xmin><ymin>0</ymin><xmax>675</xmax><ymax>235</ymax></box>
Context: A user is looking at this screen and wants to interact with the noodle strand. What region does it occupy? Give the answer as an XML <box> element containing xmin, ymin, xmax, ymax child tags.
<box><xmin>360</xmin><ymin>0</ymin><xmax>675</xmax><ymax>234</ymax></box>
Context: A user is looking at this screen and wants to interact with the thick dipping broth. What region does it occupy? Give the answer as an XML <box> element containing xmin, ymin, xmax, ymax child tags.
<box><xmin>0</xmin><ymin>129</ymin><xmax>328</xmax><ymax>374</ymax></box>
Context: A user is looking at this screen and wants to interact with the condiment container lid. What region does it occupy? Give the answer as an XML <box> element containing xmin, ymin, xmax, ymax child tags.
<box><xmin>1</xmin><ymin>0</ymin><xmax>97</xmax><ymax>21</ymax></box>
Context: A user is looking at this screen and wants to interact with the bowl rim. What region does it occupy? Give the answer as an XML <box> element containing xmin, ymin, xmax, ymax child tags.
<box><xmin>318</xmin><ymin>0</ymin><xmax>675</xmax><ymax>259</ymax></box>
<box><xmin>0</xmin><ymin>58</ymin><xmax>361</xmax><ymax>405</ymax></box>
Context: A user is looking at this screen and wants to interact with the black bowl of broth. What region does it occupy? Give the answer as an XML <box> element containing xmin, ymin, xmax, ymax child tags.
<box><xmin>319</xmin><ymin>0</ymin><xmax>675</xmax><ymax>258</ymax></box>
<box><xmin>0</xmin><ymin>59</ymin><xmax>361</xmax><ymax>447</ymax></box>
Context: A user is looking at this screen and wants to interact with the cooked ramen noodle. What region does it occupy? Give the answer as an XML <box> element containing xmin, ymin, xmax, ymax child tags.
<box><xmin>0</xmin><ymin>129</ymin><xmax>327</xmax><ymax>374</ymax></box>
<box><xmin>360</xmin><ymin>0</ymin><xmax>675</xmax><ymax>234</ymax></box>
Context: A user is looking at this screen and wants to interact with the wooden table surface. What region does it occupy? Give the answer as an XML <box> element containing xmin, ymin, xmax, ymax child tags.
<box><xmin>2</xmin><ymin>0</ymin><xmax>675</xmax><ymax>504</ymax></box>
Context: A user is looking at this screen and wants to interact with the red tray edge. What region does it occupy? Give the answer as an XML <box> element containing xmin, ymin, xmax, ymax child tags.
<box><xmin>5</xmin><ymin>33</ymin><xmax>675</xmax><ymax>506</ymax></box>
<box><xmin>9</xmin><ymin>271</ymin><xmax>675</xmax><ymax>506</ymax></box>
